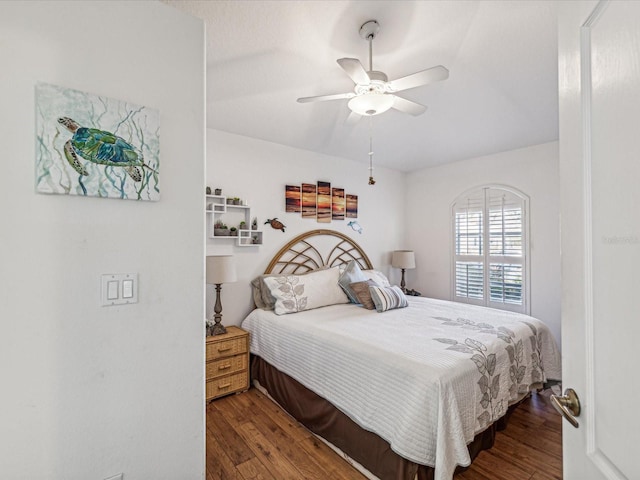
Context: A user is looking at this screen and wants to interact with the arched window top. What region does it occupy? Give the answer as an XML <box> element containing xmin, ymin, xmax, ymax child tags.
<box><xmin>452</xmin><ymin>184</ymin><xmax>529</xmax><ymax>210</ymax></box>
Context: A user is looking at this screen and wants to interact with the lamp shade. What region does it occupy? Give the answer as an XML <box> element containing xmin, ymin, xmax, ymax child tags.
<box><xmin>206</xmin><ymin>255</ymin><xmax>237</xmax><ymax>284</ymax></box>
<box><xmin>392</xmin><ymin>250</ymin><xmax>416</xmax><ymax>269</ymax></box>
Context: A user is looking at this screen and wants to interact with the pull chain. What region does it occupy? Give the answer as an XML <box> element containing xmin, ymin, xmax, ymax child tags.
<box><xmin>368</xmin><ymin>116</ymin><xmax>376</xmax><ymax>185</ymax></box>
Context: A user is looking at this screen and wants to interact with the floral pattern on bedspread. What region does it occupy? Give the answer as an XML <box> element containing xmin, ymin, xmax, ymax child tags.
<box><xmin>433</xmin><ymin>316</ymin><xmax>547</xmax><ymax>430</ymax></box>
<box><xmin>242</xmin><ymin>297</ymin><xmax>562</xmax><ymax>480</ymax></box>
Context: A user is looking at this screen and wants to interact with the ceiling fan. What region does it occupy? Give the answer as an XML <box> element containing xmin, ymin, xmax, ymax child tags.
<box><xmin>297</xmin><ymin>20</ymin><xmax>449</xmax><ymax>122</ymax></box>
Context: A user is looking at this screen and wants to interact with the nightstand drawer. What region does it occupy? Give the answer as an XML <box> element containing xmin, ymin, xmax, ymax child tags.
<box><xmin>206</xmin><ymin>336</ymin><xmax>247</xmax><ymax>361</ymax></box>
<box><xmin>206</xmin><ymin>371</ymin><xmax>248</xmax><ymax>399</ymax></box>
<box><xmin>206</xmin><ymin>354</ymin><xmax>247</xmax><ymax>380</ymax></box>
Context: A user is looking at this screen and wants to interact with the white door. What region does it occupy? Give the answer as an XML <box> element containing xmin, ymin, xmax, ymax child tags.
<box><xmin>558</xmin><ymin>1</ymin><xmax>640</xmax><ymax>478</ymax></box>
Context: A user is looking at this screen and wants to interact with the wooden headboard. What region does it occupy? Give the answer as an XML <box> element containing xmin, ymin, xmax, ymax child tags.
<box><xmin>264</xmin><ymin>229</ymin><xmax>373</xmax><ymax>274</ymax></box>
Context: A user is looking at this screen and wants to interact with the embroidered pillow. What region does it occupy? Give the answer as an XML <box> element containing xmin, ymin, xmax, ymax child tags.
<box><xmin>338</xmin><ymin>260</ymin><xmax>368</xmax><ymax>303</ymax></box>
<box><xmin>349</xmin><ymin>279</ymin><xmax>379</xmax><ymax>310</ymax></box>
<box><xmin>251</xmin><ymin>265</ymin><xmax>345</xmax><ymax>310</ymax></box>
<box><xmin>263</xmin><ymin>266</ymin><xmax>349</xmax><ymax>315</ymax></box>
<box><xmin>362</xmin><ymin>269</ymin><xmax>391</xmax><ymax>287</ymax></box>
<box><xmin>369</xmin><ymin>285</ymin><xmax>409</xmax><ymax>312</ymax></box>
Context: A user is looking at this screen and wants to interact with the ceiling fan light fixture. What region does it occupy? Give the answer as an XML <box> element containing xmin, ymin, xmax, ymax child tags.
<box><xmin>348</xmin><ymin>93</ymin><xmax>394</xmax><ymax>116</ymax></box>
<box><xmin>296</xmin><ymin>20</ymin><xmax>444</xmax><ymax>118</ymax></box>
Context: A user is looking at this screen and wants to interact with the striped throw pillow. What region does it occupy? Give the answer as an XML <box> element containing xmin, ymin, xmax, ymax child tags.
<box><xmin>369</xmin><ymin>285</ymin><xmax>409</xmax><ymax>312</ymax></box>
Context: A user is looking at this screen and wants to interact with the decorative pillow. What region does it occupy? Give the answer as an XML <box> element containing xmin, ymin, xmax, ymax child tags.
<box><xmin>349</xmin><ymin>279</ymin><xmax>379</xmax><ymax>310</ymax></box>
<box><xmin>338</xmin><ymin>260</ymin><xmax>368</xmax><ymax>303</ymax></box>
<box><xmin>251</xmin><ymin>274</ymin><xmax>286</xmax><ymax>310</ymax></box>
<box><xmin>335</xmin><ymin>262</ymin><xmax>348</xmax><ymax>275</ymax></box>
<box><xmin>362</xmin><ymin>269</ymin><xmax>391</xmax><ymax>287</ymax></box>
<box><xmin>251</xmin><ymin>265</ymin><xmax>345</xmax><ymax>310</ymax></box>
<box><xmin>263</xmin><ymin>266</ymin><xmax>349</xmax><ymax>315</ymax></box>
<box><xmin>251</xmin><ymin>276</ymin><xmax>268</xmax><ymax>309</ymax></box>
<box><xmin>369</xmin><ymin>285</ymin><xmax>409</xmax><ymax>312</ymax></box>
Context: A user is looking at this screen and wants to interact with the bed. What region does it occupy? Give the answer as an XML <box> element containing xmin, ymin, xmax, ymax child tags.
<box><xmin>241</xmin><ymin>229</ymin><xmax>561</xmax><ymax>480</ymax></box>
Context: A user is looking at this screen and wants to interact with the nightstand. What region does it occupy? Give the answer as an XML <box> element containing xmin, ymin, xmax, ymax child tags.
<box><xmin>205</xmin><ymin>326</ymin><xmax>249</xmax><ymax>402</ymax></box>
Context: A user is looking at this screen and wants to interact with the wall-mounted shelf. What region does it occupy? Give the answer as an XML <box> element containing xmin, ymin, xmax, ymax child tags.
<box><xmin>206</xmin><ymin>195</ymin><xmax>227</xmax><ymax>213</ymax></box>
<box><xmin>206</xmin><ymin>194</ymin><xmax>262</xmax><ymax>246</ymax></box>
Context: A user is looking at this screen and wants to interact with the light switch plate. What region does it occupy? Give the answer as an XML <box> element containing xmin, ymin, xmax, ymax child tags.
<box><xmin>101</xmin><ymin>273</ymin><xmax>138</xmax><ymax>306</ymax></box>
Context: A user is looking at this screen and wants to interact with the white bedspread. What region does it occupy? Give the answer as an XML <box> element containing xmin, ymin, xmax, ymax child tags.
<box><xmin>241</xmin><ymin>297</ymin><xmax>561</xmax><ymax>480</ymax></box>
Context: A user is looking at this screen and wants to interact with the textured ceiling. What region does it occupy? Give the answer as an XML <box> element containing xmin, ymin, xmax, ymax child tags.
<box><xmin>163</xmin><ymin>0</ymin><xmax>558</xmax><ymax>172</ymax></box>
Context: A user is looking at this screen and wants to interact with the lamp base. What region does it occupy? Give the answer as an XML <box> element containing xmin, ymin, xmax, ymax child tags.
<box><xmin>210</xmin><ymin>321</ymin><xmax>227</xmax><ymax>336</ymax></box>
<box><xmin>206</xmin><ymin>319</ymin><xmax>227</xmax><ymax>336</ymax></box>
<box><xmin>207</xmin><ymin>283</ymin><xmax>227</xmax><ymax>336</ymax></box>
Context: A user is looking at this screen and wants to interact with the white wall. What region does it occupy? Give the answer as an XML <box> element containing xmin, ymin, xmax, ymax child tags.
<box><xmin>0</xmin><ymin>2</ymin><xmax>205</xmax><ymax>479</ymax></box>
<box><xmin>405</xmin><ymin>142</ymin><xmax>561</xmax><ymax>346</ymax></box>
<box><xmin>206</xmin><ymin>129</ymin><xmax>407</xmax><ymax>325</ymax></box>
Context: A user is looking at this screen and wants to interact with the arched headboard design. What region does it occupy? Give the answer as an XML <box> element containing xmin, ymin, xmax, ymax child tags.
<box><xmin>264</xmin><ymin>229</ymin><xmax>373</xmax><ymax>274</ymax></box>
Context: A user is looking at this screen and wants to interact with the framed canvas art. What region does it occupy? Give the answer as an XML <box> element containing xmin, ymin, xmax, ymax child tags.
<box><xmin>317</xmin><ymin>181</ymin><xmax>331</xmax><ymax>223</ymax></box>
<box><xmin>285</xmin><ymin>185</ymin><xmax>301</xmax><ymax>213</ymax></box>
<box><xmin>332</xmin><ymin>188</ymin><xmax>345</xmax><ymax>221</ymax></box>
<box><xmin>301</xmin><ymin>183</ymin><xmax>317</xmax><ymax>219</ymax></box>
<box><xmin>35</xmin><ymin>82</ymin><xmax>160</xmax><ymax>201</ymax></box>
<box><xmin>346</xmin><ymin>194</ymin><xmax>358</xmax><ymax>218</ymax></box>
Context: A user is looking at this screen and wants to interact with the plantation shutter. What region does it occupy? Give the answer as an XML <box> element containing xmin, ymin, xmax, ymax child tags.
<box><xmin>453</xmin><ymin>190</ymin><xmax>485</xmax><ymax>305</ymax></box>
<box><xmin>452</xmin><ymin>186</ymin><xmax>528</xmax><ymax>314</ymax></box>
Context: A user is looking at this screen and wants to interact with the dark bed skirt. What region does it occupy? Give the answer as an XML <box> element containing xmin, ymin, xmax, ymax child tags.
<box><xmin>251</xmin><ymin>355</ymin><xmax>519</xmax><ymax>480</ymax></box>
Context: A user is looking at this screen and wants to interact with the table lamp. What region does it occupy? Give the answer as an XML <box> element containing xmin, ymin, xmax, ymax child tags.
<box><xmin>391</xmin><ymin>250</ymin><xmax>415</xmax><ymax>293</ymax></box>
<box><xmin>206</xmin><ymin>255</ymin><xmax>237</xmax><ymax>336</ymax></box>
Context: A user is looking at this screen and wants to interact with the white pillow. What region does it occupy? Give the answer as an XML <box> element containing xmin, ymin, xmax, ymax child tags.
<box><xmin>362</xmin><ymin>269</ymin><xmax>391</xmax><ymax>287</ymax></box>
<box><xmin>263</xmin><ymin>266</ymin><xmax>349</xmax><ymax>315</ymax></box>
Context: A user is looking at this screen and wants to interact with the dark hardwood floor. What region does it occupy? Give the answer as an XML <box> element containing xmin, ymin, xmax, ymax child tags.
<box><xmin>206</xmin><ymin>388</ymin><xmax>562</xmax><ymax>480</ymax></box>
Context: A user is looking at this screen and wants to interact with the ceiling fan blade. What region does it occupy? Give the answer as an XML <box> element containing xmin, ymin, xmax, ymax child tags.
<box><xmin>392</xmin><ymin>95</ymin><xmax>427</xmax><ymax>116</ymax></box>
<box><xmin>388</xmin><ymin>65</ymin><xmax>449</xmax><ymax>93</ymax></box>
<box><xmin>297</xmin><ymin>92</ymin><xmax>355</xmax><ymax>103</ymax></box>
<box><xmin>345</xmin><ymin>111</ymin><xmax>362</xmax><ymax>125</ymax></box>
<box><xmin>337</xmin><ymin>58</ymin><xmax>370</xmax><ymax>85</ymax></box>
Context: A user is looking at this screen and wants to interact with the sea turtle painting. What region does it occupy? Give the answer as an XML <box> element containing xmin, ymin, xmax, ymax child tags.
<box><xmin>35</xmin><ymin>83</ymin><xmax>160</xmax><ymax>201</ymax></box>
<box><xmin>57</xmin><ymin>116</ymin><xmax>157</xmax><ymax>182</ymax></box>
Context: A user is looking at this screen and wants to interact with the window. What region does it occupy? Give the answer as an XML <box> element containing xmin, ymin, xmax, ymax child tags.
<box><xmin>452</xmin><ymin>186</ymin><xmax>529</xmax><ymax>314</ymax></box>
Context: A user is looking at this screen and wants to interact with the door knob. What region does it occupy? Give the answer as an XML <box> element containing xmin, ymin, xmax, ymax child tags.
<box><xmin>550</xmin><ymin>388</ymin><xmax>581</xmax><ymax>428</ymax></box>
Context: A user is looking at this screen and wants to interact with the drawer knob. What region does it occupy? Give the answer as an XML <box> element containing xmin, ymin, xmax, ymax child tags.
<box><xmin>218</xmin><ymin>383</ymin><xmax>231</xmax><ymax>389</ymax></box>
<box><xmin>217</xmin><ymin>346</ymin><xmax>232</xmax><ymax>352</ymax></box>
<box><xmin>218</xmin><ymin>363</ymin><xmax>231</xmax><ymax>370</ymax></box>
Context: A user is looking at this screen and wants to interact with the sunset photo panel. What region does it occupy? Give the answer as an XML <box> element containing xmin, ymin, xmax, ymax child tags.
<box><xmin>317</xmin><ymin>181</ymin><xmax>331</xmax><ymax>223</ymax></box>
<box><xmin>332</xmin><ymin>188</ymin><xmax>345</xmax><ymax>220</ymax></box>
<box><xmin>286</xmin><ymin>181</ymin><xmax>358</xmax><ymax>223</ymax></box>
<box><xmin>346</xmin><ymin>194</ymin><xmax>358</xmax><ymax>218</ymax></box>
<box><xmin>301</xmin><ymin>183</ymin><xmax>317</xmax><ymax>218</ymax></box>
<box><xmin>285</xmin><ymin>185</ymin><xmax>301</xmax><ymax>213</ymax></box>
